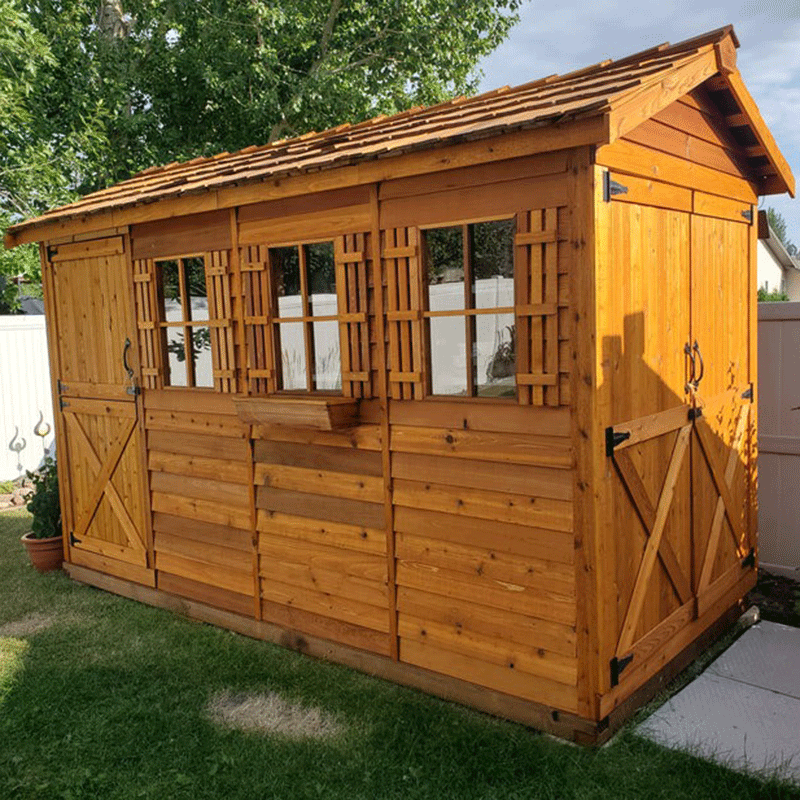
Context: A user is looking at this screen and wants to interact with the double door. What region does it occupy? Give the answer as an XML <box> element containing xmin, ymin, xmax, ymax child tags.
<box><xmin>604</xmin><ymin>204</ymin><xmax>755</xmax><ymax>687</ymax></box>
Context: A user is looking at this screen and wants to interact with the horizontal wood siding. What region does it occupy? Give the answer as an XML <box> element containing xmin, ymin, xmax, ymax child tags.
<box><xmin>389</xmin><ymin>400</ymin><xmax>578</xmax><ymax>712</ymax></box>
<box><xmin>145</xmin><ymin>390</ymin><xmax>255</xmax><ymax>614</ymax></box>
<box><xmin>254</xmin><ymin>422</ymin><xmax>391</xmax><ymax>655</ymax></box>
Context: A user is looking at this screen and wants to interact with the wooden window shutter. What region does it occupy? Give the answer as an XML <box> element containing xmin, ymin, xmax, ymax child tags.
<box><xmin>334</xmin><ymin>233</ymin><xmax>373</xmax><ymax>398</ymax></box>
<box><xmin>133</xmin><ymin>258</ymin><xmax>163</xmax><ymax>389</ymax></box>
<box><xmin>240</xmin><ymin>244</ymin><xmax>276</xmax><ymax>394</ymax></box>
<box><xmin>383</xmin><ymin>226</ymin><xmax>424</xmax><ymax>399</ymax></box>
<box><xmin>206</xmin><ymin>250</ymin><xmax>236</xmax><ymax>393</ymax></box>
<box><xmin>515</xmin><ymin>208</ymin><xmax>567</xmax><ymax>406</ymax></box>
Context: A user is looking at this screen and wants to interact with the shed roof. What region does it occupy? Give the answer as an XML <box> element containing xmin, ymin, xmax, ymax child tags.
<box><xmin>6</xmin><ymin>24</ymin><xmax>794</xmax><ymax>247</ymax></box>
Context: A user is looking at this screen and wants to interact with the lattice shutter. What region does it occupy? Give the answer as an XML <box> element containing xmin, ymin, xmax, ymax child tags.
<box><xmin>383</xmin><ymin>226</ymin><xmax>424</xmax><ymax>399</ymax></box>
<box><xmin>206</xmin><ymin>250</ymin><xmax>236</xmax><ymax>393</ymax></box>
<box><xmin>515</xmin><ymin>208</ymin><xmax>567</xmax><ymax>406</ymax></box>
<box><xmin>240</xmin><ymin>244</ymin><xmax>276</xmax><ymax>395</ymax></box>
<box><xmin>334</xmin><ymin>233</ymin><xmax>373</xmax><ymax>398</ymax></box>
<box><xmin>133</xmin><ymin>258</ymin><xmax>163</xmax><ymax>389</ymax></box>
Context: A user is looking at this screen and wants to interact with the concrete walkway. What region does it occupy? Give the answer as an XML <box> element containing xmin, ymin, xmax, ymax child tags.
<box><xmin>638</xmin><ymin>620</ymin><xmax>800</xmax><ymax>785</ymax></box>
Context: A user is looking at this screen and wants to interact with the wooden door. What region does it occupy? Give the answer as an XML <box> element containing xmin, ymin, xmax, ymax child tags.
<box><xmin>689</xmin><ymin>215</ymin><xmax>755</xmax><ymax>616</ymax></box>
<box><xmin>604</xmin><ymin>204</ymin><xmax>756</xmax><ymax>690</ymax></box>
<box><xmin>48</xmin><ymin>237</ymin><xmax>153</xmax><ymax>586</ymax></box>
<box><xmin>603</xmin><ymin>203</ymin><xmax>695</xmax><ymax>687</ymax></box>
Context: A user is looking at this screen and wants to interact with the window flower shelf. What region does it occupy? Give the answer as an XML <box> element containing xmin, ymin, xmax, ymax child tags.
<box><xmin>232</xmin><ymin>395</ymin><xmax>359</xmax><ymax>431</ymax></box>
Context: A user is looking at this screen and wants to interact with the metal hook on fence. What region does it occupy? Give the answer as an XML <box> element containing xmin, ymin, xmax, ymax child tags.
<box><xmin>33</xmin><ymin>411</ymin><xmax>51</xmax><ymax>458</ymax></box>
<box><xmin>8</xmin><ymin>426</ymin><xmax>27</xmax><ymax>475</ymax></box>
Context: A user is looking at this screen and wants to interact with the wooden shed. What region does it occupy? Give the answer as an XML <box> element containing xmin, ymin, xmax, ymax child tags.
<box><xmin>5</xmin><ymin>26</ymin><xmax>794</xmax><ymax>743</ymax></box>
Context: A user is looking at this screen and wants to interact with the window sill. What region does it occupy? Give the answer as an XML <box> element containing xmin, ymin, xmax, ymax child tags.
<box><xmin>233</xmin><ymin>395</ymin><xmax>359</xmax><ymax>431</ymax></box>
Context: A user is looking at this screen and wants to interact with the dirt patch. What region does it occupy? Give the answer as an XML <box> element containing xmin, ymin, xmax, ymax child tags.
<box><xmin>207</xmin><ymin>690</ymin><xmax>343</xmax><ymax>740</ymax></box>
<box><xmin>0</xmin><ymin>612</ymin><xmax>58</xmax><ymax>638</ymax></box>
<box><xmin>747</xmin><ymin>571</ymin><xmax>800</xmax><ymax>628</ymax></box>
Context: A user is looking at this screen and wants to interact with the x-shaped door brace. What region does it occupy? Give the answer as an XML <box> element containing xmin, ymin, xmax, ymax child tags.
<box><xmin>64</xmin><ymin>412</ymin><xmax>144</xmax><ymax>554</ymax></box>
<box><xmin>615</xmin><ymin>423</ymin><xmax>692</xmax><ymax>657</ymax></box>
<box><xmin>696</xmin><ymin>403</ymin><xmax>749</xmax><ymax>593</ymax></box>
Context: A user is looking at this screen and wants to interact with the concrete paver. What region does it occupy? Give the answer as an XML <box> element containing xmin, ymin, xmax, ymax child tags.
<box><xmin>638</xmin><ymin>621</ymin><xmax>800</xmax><ymax>785</ymax></box>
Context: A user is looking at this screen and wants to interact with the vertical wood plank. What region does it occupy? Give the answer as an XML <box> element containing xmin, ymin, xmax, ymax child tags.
<box><xmin>371</xmin><ymin>185</ymin><xmax>398</xmax><ymax>659</ymax></box>
<box><xmin>123</xmin><ymin>230</ymin><xmax>155</xmax><ymax>566</ymax></box>
<box><xmin>515</xmin><ymin>211</ymin><xmax>532</xmax><ymax>405</ymax></box>
<box><xmin>570</xmin><ymin>151</ymin><xmax>607</xmax><ymax>720</ymax></box>
<box><xmin>544</xmin><ymin>208</ymin><xmax>560</xmax><ymax>407</ymax></box>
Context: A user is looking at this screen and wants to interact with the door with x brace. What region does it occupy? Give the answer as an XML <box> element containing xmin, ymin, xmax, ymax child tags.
<box><xmin>602</xmin><ymin>201</ymin><xmax>756</xmax><ymax>690</ymax></box>
<box><xmin>48</xmin><ymin>238</ymin><xmax>152</xmax><ymax>580</ymax></box>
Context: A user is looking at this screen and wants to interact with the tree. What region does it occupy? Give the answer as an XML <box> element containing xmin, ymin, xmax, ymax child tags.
<box><xmin>767</xmin><ymin>208</ymin><xmax>797</xmax><ymax>255</ymax></box>
<box><xmin>1</xmin><ymin>0</ymin><xmax>521</xmax><ymax>311</ymax></box>
<box><xmin>22</xmin><ymin>0</ymin><xmax>522</xmax><ymax>191</ymax></box>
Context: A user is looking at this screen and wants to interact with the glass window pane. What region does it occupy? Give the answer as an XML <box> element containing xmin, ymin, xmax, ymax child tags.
<box><xmin>190</xmin><ymin>325</ymin><xmax>213</xmax><ymax>388</ymax></box>
<box><xmin>477</xmin><ymin>314</ymin><xmax>515</xmax><ymax>397</ymax></box>
<box><xmin>272</xmin><ymin>246</ymin><xmax>301</xmax><ymax>317</ymax></box>
<box><xmin>312</xmin><ymin>320</ymin><xmax>341</xmax><ymax>391</ymax></box>
<box><xmin>429</xmin><ymin>316</ymin><xmax>467</xmax><ymax>396</ymax></box>
<box><xmin>158</xmin><ymin>260</ymin><xmax>183</xmax><ymax>322</ymax></box>
<box><xmin>425</xmin><ymin>226</ymin><xmax>464</xmax><ymax>312</ymax></box>
<box><xmin>185</xmin><ymin>257</ymin><xmax>208</xmax><ymax>321</ymax></box>
<box><xmin>165</xmin><ymin>327</ymin><xmax>188</xmax><ymax>387</ymax></box>
<box><xmin>471</xmin><ymin>219</ymin><xmax>515</xmax><ymax>310</ymax></box>
<box><xmin>278</xmin><ymin>322</ymin><xmax>307</xmax><ymax>390</ymax></box>
<box><xmin>306</xmin><ymin>242</ymin><xmax>337</xmax><ymax>316</ymax></box>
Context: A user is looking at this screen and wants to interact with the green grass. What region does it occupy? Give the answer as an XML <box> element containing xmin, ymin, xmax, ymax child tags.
<box><xmin>0</xmin><ymin>510</ymin><xmax>797</xmax><ymax>800</ymax></box>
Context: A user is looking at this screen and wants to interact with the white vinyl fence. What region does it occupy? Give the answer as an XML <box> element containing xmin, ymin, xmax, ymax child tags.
<box><xmin>0</xmin><ymin>315</ymin><xmax>55</xmax><ymax>481</ymax></box>
<box><xmin>758</xmin><ymin>302</ymin><xmax>800</xmax><ymax>576</ymax></box>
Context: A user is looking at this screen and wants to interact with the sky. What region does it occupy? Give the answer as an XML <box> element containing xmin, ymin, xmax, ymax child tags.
<box><xmin>477</xmin><ymin>0</ymin><xmax>800</xmax><ymax>243</ymax></box>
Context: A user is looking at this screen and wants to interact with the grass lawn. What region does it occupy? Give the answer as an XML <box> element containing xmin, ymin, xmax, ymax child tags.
<box><xmin>1</xmin><ymin>510</ymin><xmax>797</xmax><ymax>800</ymax></box>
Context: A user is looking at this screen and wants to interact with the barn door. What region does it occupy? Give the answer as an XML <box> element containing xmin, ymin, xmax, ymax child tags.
<box><xmin>604</xmin><ymin>201</ymin><xmax>756</xmax><ymax>689</ymax></box>
<box><xmin>689</xmin><ymin>214</ymin><xmax>755</xmax><ymax>617</ymax></box>
<box><xmin>602</xmin><ymin>201</ymin><xmax>695</xmax><ymax>688</ymax></box>
<box><xmin>48</xmin><ymin>237</ymin><xmax>153</xmax><ymax>585</ymax></box>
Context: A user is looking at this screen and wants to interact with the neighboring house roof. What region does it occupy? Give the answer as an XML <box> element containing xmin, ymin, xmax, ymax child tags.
<box><xmin>758</xmin><ymin>210</ymin><xmax>799</xmax><ymax>272</ymax></box>
<box><xmin>5</xmin><ymin>24</ymin><xmax>794</xmax><ymax>247</ymax></box>
<box><xmin>19</xmin><ymin>296</ymin><xmax>45</xmax><ymax>315</ymax></box>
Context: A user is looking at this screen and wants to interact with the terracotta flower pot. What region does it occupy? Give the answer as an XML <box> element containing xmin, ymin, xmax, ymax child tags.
<box><xmin>21</xmin><ymin>532</ymin><xmax>64</xmax><ymax>573</ymax></box>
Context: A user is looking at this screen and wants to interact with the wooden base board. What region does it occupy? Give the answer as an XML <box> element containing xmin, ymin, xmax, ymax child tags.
<box><xmin>63</xmin><ymin>562</ymin><xmax>742</xmax><ymax>745</ymax></box>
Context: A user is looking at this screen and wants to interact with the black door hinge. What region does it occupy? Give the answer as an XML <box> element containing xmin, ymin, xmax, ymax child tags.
<box><xmin>742</xmin><ymin>385</ymin><xmax>753</xmax><ymax>401</ymax></box>
<box><xmin>610</xmin><ymin>654</ymin><xmax>634</xmax><ymax>687</ymax></box>
<box><xmin>69</xmin><ymin>531</ymin><xmax>81</xmax><ymax>546</ymax></box>
<box><xmin>603</xmin><ymin>171</ymin><xmax>629</xmax><ymax>202</ymax></box>
<box><xmin>688</xmin><ymin>407</ymin><xmax>703</xmax><ymax>421</ymax></box>
<box><xmin>741</xmin><ymin>547</ymin><xmax>755</xmax><ymax>569</ymax></box>
<box><xmin>605</xmin><ymin>426</ymin><xmax>631</xmax><ymax>457</ymax></box>
<box><xmin>741</xmin><ymin>209</ymin><xmax>753</xmax><ymax>223</ymax></box>
<box><xmin>59</xmin><ymin>397</ymin><xmax>70</xmax><ymax>411</ymax></box>
<box><xmin>47</xmin><ymin>245</ymin><xmax>58</xmax><ymax>261</ymax></box>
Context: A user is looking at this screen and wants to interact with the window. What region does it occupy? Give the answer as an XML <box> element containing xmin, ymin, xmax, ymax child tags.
<box><xmin>270</xmin><ymin>241</ymin><xmax>341</xmax><ymax>392</ymax></box>
<box><xmin>423</xmin><ymin>219</ymin><xmax>516</xmax><ymax>397</ymax></box>
<box><xmin>155</xmin><ymin>256</ymin><xmax>213</xmax><ymax>388</ymax></box>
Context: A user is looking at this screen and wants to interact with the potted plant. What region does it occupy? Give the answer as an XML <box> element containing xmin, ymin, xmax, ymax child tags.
<box><xmin>21</xmin><ymin>457</ymin><xmax>63</xmax><ymax>572</ymax></box>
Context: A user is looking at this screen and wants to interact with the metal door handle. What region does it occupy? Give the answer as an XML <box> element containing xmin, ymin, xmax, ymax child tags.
<box><xmin>122</xmin><ymin>338</ymin><xmax>139</xmax><ymax>395</ymax></box>
<box><xmin>684</xmin><ymin>342</ymin><xmax>696</xmax><ymax>393</ymax></box>
<box><xmin>692</xmin><ymin>340</ymin><xmax>704</xmax><ymax>389</ymax></box>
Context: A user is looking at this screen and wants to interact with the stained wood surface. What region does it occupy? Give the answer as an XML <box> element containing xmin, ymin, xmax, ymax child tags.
<box><xmin>52</xmin><ymin>245</ymin><xmax>152</xmax><ymax>578</ymax></box>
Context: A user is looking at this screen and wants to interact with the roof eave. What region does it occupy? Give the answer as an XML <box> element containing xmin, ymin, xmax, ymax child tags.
<box><xmin>5</xmin><ymin>112</ymin><xmax>611</xmax><ymax>249</ymax></box>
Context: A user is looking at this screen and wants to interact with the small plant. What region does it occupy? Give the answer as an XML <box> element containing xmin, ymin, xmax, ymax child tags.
<box><xmin>758</xmin><ymin>286</ymin><xmax>789</xmax><ymax>302</ymax></box>
<box><xmin>25</xmin><ymin>457</ymin><xmax>61</xmax><ymax>539</ymax></box>
<box><xmin>0</xmin><ymin>479</ymin><xmax>14</xmax><ymax>494</ymax></box>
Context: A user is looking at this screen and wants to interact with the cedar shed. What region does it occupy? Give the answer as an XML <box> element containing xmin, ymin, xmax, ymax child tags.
<box><xmin>6</xmin><ymin>26</ymin><xmax>794</xmax><ymax>743</ymax></box>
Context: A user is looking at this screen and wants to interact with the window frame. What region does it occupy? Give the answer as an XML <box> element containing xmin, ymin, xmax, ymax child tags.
<box><xmin>267</xmin><ymin>238</ymin><xmax>343</xmax><ymax>394</ymax></box>
<box><xmin>420</xmin><ymin>216</ymin><xmax>517</xmax><ymax>400</ymax></box>
<box><xmin>154</xmin><ymin>252</ymin><xmax>216</xmax><ymax>390</ymax></box>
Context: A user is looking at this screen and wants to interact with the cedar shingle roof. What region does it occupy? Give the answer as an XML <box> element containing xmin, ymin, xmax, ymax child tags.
<box><xmin>6</xmin><ymin>25</ymin><xmax>793</xmax><ymax>245</ymax></box>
